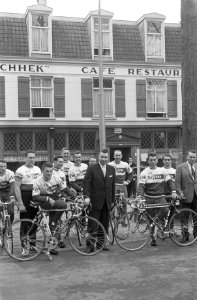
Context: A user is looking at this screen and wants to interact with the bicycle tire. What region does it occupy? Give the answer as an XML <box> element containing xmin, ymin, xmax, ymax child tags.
<box><xmin>169</xmin><ymin>208</ymin><xmax>197</xmax><ymax>246</ymax></box>
<box><xmin>0</xmin><ymin>213</ymin><xmax>4</xmax><ymax>248</ymax></box>
<box><xmin>4</xmin><ymin>217</ymin><xmax>13</xmax><ymax>253</ymax></box>
<box><xmin>68</xmin><ymin>216</ymin><xmax>106</xmax><ymax>256</ymax></box>
<box><xmin>4</xmin><ymin>219</ymin><xmax>46</xmax><ymax>261</ymax></box>
<box><xmin>106</xmin><ymin>219</ymin><xmax>114</xmax><ymax>245</ymax></box>
<box><xmin>115</xmin><ymin>211</ymin><xmax>150</xmax><ymax>251</ymax></box>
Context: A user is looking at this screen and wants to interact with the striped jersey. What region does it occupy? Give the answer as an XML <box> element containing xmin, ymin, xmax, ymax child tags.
<box><xmin>62</xmin><ymin>161</ymin><xmax>74</xmax><ymax>176</ymax></box>
<box><xmin>0</xmin><ymin>169</ymin><xmax>15</xmax><ymax>193</ymax></box>
<box><xmin>108</xmin><ymin>161</ymin><xmax>132</xmax><ymax>184</ymax></box>
<box><xmin>138</xmin><ymin>167</ymin><xmax>173</xmax><ymax>198</ymax></box>
<box><xmin>15</xmin><ymin>165</ymin><xmax>41</xmax><ymax>190</ymax></box>
<box><xmin>161</xmin><ymin>166</ymin><xmax>176</xmax><ymax>195</ymax></box>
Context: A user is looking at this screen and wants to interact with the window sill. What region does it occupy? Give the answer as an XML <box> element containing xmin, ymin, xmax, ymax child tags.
<box><xmin>92</xmin><ymin>115</ymin><xmax>116</xmax><ymax>120</ymax></box>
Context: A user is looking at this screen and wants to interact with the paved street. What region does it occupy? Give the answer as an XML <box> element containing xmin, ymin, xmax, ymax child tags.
<box><xmin>1</xmin><ymin>237</ymin><xmax>197</xmax><ymax>300</ymax></box>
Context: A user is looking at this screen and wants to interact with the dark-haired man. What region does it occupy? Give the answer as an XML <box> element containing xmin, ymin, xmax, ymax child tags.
<box><xmin>32</xmin><ymin>162</ymin><xmax>75</xmax><ymax>254</ymax></box>
<box><xmin>53</xmin><ymin>155</ymin><xmax>66</xmax><ymax>182</ymax></box>
<box><xmin>68</xmin><ymin>152</ymin><xmax>88</xmax><ymax>193</ymax></box>
<box><xmin>61</xmin><ymin>148</ymin><xmax>74</xmax><ymax>186</ymax></box>
<box><xmin>137</xmin><ymin>151</ymin><xmax>177</xmax><ymax>246</ymax></box>
<box><xmin>0</xmin><ymin>160</ymin><xmax>15</xmax><ymax>224</ymax></box>
<box><xmin>83</xmin><ymin>149</ymin><xmax>115</xmax><ymax>251</ymax></box>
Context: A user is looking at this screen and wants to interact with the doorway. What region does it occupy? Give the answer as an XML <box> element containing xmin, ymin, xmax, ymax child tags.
<box><xmin>110</xmin><ymin>147</ymin><xmax>130</xmax><ymax>162</ymax></box>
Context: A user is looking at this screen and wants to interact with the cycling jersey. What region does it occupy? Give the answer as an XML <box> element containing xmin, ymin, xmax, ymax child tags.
<box><xmin>32</xmin><ymin>174</ymin><xmax>67</xmax><ymax>198</ymax></box>
<box><xmin>53</xmin><ymin>168</ymin><xmax>66</xmax><ymax>182</ymax></box>
<box><xmin>0</xmin><ymin>169</ymin><xmax>15</xmax><ymax>194</ymax></box>
<box><xmin>161</xmin><ymin>166</ymin><xmax>176</xmax><ymax>195</ymax></box>
<box><xmin>138</xmin><ymin>167</ymin><xmax>175</xmax><ymax>198</ymax></box>
<box><xmin>108</xmin><ymin>161</ymin><xmax>132</xmax><ymax>184</ymax></box>
<box><xmin>15</xmin><ymin>165</ymin><xmax>41</xmax><ymax>191</ymax></box>
<box><xmin>68</xmin><ymin>163</ymin><xmax>88</xmax><ymax>192</ymax></box>
<box><xmin>62</xmin><ymin>161</ymin><xmax>74</xmax><ymax>176</ymax></box>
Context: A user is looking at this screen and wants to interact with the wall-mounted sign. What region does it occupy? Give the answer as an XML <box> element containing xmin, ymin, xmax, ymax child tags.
<box><xmin>114</xmin><ymin>128</ymin><xmax>122</xmax><ymax>134</ymax></box>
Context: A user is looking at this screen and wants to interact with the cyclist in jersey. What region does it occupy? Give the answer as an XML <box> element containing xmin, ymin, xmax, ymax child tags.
<box><xmin>32</xmin><ymin>162</ymin><xmax>75</xmax><ymax>255</ymax></box>
<box><xmin>0</xmin><ymin>160</ymin><xmax>15</xmax><ymax>223</ymax></box>
<box><xmin>137</xmin><ymin>151</ymin><xmax>177</xmax><ymax>246</ymax></box>
<box><xmin>61</xmin><ymin>148</ymin><xmax>74</xmax><ymax>186</ymax></box>
<box><xmin>68</xmin><ymin>152</ymin><xmax>88</xmax><ymax>194</ymax></box>
<box><xmin>161</xmin><ymin>154</ymin><xmax>176</xmax><ymax>196</ymax></box>
<box><xmin>53</xmin><ymin>155</ymin><xmax>67</xmax><ymax>182</ymax></box>
<box><xmin>108</xmin><ymin>150</ymin><xmax>133</xmax><ymax>219</ymax></box>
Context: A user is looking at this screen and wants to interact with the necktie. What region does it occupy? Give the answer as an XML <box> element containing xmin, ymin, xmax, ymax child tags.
<box><xmin>191</xmin><ymin>164</ymin><xmax>195</xmax><ymax>179</ymax></box>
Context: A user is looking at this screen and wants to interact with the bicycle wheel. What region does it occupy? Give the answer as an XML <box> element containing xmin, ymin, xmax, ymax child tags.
<box><xmin>68</xmin><ymin>216</ymin><xmax>106</xmax><ymax>256</ymax></box>
<box><xmin>0</xmin><ymin>213</ymin><xmax>4</xmax><ymax>248</ymax></box>
<box><xmin>4</xmin><ymin>217</ymin><xmax>13</xmax><ymax>253</ymax></box>
<box><xmin>4</xmin><ymin>219</ymin><xmax>46</xmax><ymax>261</ymax></box>
<box><xmin>106</xmin><ymin>219</ymin><xmax>114</xmax><ymax>245</ymax></box>
<box><xmin>169</xmin><ymin>208</ymin><xmax>197</xmax><ymax>246</ymax></box>
<box><xmin>115</xmin><ymin>211</ymin><xmax>150</xmax><ymax>251</ymax></box>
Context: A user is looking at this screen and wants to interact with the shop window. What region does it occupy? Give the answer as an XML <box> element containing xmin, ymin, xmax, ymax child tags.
<box><xmin>35</xmin><ymin>132</ymin><xmax>48</xmax><ymax>151</ymax></box>
<box><xmin>4</xmin><ymin>133</ymin><xmax>17</xmax><ymax>152</ymax></box>
<box><xmin>141</xmin><ymin>133</ymin><xmax>152</xmax><ymax>149</ymax></box>
<box><xmin>83</xmin><ymin>132</ymin><xmax>96</xmax><ymax>150</ymax></box>
<box><xmin>19</xmin><ymin>132</ymin><xmax>33</xmax><ymax>151</ymax></box>
<box><xmin>167</xmin><ymin>132</ymin><xmax>178</xmax><ymax>148</ymax></box>
<box><xmin>69</xmin><ymin>132</ymin><xmax>80</xmax><ymax>150</ymax></box>
<box><xmin>54</xmin><ymin>132</ymin><xmax>67</xmax><ymax>151</ymax></box>
<box><xmin>154</xmin><ymin>132</ymin><xmax>165</xmax><ymax>148</ymax></box>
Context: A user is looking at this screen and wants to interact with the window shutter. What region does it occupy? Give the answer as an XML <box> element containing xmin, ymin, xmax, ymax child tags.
<box><xmin>18</xmin><ymin>76</ymin><xmax>30</xmax><ymax>117</ymax></box>
<box><xmin>81</xmin><ymin>78</ymin><xmax>93</xmax><ymax>117</ymax></box>
<box><xmin>167</xmin><ymin>80</ymin><xmax>177</xmax><ymax>117</ymax></box>
<box><xmin>0</xmin><ymin>76</ymin><xmax>5</xmax><ymax>117</ymax></box>
<box><xmin>115</xmin><ymin>79</ymin><xmax>125</xmax><ymax>117</ymax></box>
<box><xmin>54</xmin><ymin>78</ymin><xmax>65</xmax><ymax>118</ymax></box>
<box><xmin>136</xmin><ymin>80</ymin><xmax>146</xmax><ymax>117</ymax></box>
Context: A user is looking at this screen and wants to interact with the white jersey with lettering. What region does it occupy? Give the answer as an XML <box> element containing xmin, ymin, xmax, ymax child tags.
<box><xmin>53</xmin><ymin>168</ymin><xmax>66</xmax><ymax>183</ymax></box>
<box><xmin>68</xmin><ymin>163</ymin><xmax>88</xmax><ymax>183</ymax></box>
<box><xmin>138</xmin><ymin>167</ymin><xmax>172</xmax><ymax>198</ymax></box>
<box><xmin>108</xmin><ymin>161</ymin><xmax>132</xmax><ymax>184</ymax></box>
<box><xmin>161</xmin><ymin>167</ymin><xmax>176</xmax><ymax>181</ymax></box>
<box><xmin>32</xmin><ymin>174</ymin><xmax>67</xmax><ymax>197</ymax></box>
<box><xmin>0</xmin><ymin>169</ymin><xmax>15</xmax><ymax>193</ymax></box>
<box><xmin>62</xmin><ymin>161</ymin><xmax>74</xmax><ymax>176</ymax></box>
<box><xmin>15</xmin><ymin>165</ymin><xmax>41</xmax><ymax>187</ymax></box>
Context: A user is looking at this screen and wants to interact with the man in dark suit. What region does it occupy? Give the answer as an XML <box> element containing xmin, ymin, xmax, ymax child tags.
<box><xmin>83</xmin><ymin>149</ymin><xmax>115</xmax><ymax>251</ymax></box>
<box><xmin>176</xmin><ymin>149</ymin><xmax>197</xmax><ymax>241</ymax></box>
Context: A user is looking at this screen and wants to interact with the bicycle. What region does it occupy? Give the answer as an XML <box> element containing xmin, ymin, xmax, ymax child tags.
<box><xmin>4</xmin><ymin>197</ymin><xmax>106</xmax><ymax>261</ymax></box>
<box><xmin>114</xmin><ymin>195</ymin><xmax>197</xmax><ymax>251</ymax></box>
<box><xmin>107</xmin><ymin>191</ymin><xmax>130</xmax><ymax>245</ymax></box>
<box><xmin>0</xmin><ymin>197</ymin><xmax>15</xmax><ymax>253</ymax></box>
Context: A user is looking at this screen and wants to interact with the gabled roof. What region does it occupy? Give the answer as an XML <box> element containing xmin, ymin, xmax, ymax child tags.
<box><xmin>0</xmin><ymin>13</ymin><xmax>181</xmax><ymax>63</ymax></box>
<box><xmin>0</xmin><ymin>16</ymin><xmax>28</xmax><ymax>56</ymax></box>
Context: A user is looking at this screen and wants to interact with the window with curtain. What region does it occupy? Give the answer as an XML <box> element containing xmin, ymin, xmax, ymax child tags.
<box><xmin>147</xmin><ymin>21</ymin><xmax>162</xmax><ymax>57</ymax></box>
<box><xmin>31</xmin><ymin>77</ymin><xmax>53</xmax><ymax>117</ymax></box>
<box><xmin>32</xmin><ymin>14</ymin><xmax>49</xmax><ymax>52</ymax></box>
<box><xmin>146</xmin><ymin>79</ymin><xmax>166</xmax><ymax>117</ymax></box>
<box><xmin>94</xmin><ymin>18</ymin><xmax>110</xmax><ymax>56</ymax></box>
<box><xmin>93</xmin><ymin>78</ymin><xmax>113</xmax><ymax>117</ymax></box>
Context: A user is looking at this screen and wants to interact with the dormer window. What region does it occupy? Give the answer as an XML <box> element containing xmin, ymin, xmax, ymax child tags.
<box><xmin>94</xmin><ymin>17</ymin><xmax>111</xmax><ymax>56</ymax></box>
<box><xmin>147</xmin><ymin>21</ymin><xmax>162</xmax><ymax>57</ymax></box>
<box><xmin>32</xmin><ymin>14</ymin><xmax>49</xmax><ymax>52</ymax></box>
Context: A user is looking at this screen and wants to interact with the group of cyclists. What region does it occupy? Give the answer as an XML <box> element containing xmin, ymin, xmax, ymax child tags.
<box><xmin>0</xmin><ymin>147</ymin><xmax>196</xmax><ymax>256</ymax></box>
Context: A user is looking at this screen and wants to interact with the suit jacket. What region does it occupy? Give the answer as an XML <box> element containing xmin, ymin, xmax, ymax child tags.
<box><xmin>83</xmin><ymin>163</ymin><xmax>115</xmax><ymax>210</ymax></box>
<box><xmin>175</xmin><ymin>162</ymin><xmax>197</xmax><ymax>203</ymax></box>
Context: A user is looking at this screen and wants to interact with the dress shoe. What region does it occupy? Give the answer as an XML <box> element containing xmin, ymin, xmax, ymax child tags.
<box><xmin>102</xmin><ymin>246</ymin><xmax>109</xmax><ymax>251</ymax></box>
<box><xmin>49</xmin><ymin>249</ymin><xmax>59</xmax><ymax>255</ymax></box>
<box><xmin>86</xmin><ymin>247</ymin><xmax>94</xmax><ymax>253</ymax></box>
<box><xmin>151</xmin><ymin>239</ymin><xmax>157</xmax><ymax>246</ymax></box>
<box><xmin>58</xmin><ymin>240</ymin><xmax>66</xmax><ymax>248</ymax></box>
<box><xmin>180</xmin><ymin>233</ymin><xmax>189</xmax><ymax>243</ymax></box>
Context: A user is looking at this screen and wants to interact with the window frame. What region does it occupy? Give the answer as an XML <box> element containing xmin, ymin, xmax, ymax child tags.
<box><xmin>145</xmin><ymin>19</ymin><xmax>165</xmax><ymax>61</ymax></box>
<box><xmin>29</xmin><ymin>13</ymin><xmax>52</xmax><ymax>57</ymax></box>
<box><xmin>30</xmin><ymin>76</ymin><xmax>54</xmax><ymax>118</ymax></box>
<box><xmin>92</xmin><ymin>77</ymin><xmax>115</xmax><ymax>118</ymax></box>
<box><xmin>91</xmin><ymin>16</ymin><xmax>113</xmax><ymax>59</ymax></box>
